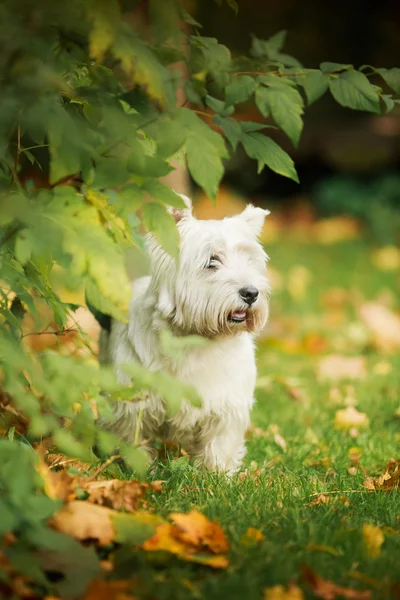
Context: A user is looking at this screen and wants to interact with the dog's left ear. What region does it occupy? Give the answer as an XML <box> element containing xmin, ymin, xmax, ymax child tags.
<box><xmin>168</xmin><ymin>193</ymin><xmax>193</xmax><ymax>223</ymax></box>
<box><xmin>240</xmin><ymin>204</ymin><xmax>271</xmax><ymax>237</ymax></box>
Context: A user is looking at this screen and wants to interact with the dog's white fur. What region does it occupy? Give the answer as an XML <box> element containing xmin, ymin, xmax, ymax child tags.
<box><xmin>100</xmin><ymin>196</ymin><xmax>270</xmax><ymax>473</ymax></box>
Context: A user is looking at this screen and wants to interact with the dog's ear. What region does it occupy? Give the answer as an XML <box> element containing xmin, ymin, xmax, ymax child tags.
<box><xmin>240</xmin><ymin>204</ymin><xmax>270</xmax><ymax>237</ymax></box>
<box><xmin>168</xmin><ymin>193</ymin><xmax>193</xmax><ymax>223</ymax></box>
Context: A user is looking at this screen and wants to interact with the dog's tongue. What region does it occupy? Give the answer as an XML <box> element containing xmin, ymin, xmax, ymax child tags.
<box><xmin>232</xmin><ymin>311</ymin><xmax>247</xmax><ymax>320</ymax></box>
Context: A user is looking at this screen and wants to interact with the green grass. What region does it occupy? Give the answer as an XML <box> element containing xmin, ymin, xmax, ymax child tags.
<box><xmin>120</xmin><ymin>237</ymin><xmax>400</xmax><ymax>599</ymax></box>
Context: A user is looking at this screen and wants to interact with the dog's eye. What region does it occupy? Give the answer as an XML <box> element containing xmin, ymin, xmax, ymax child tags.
<box><xmin>206</xmin><ymin>255</ymin><xmax>221</xmax><ymax>269</ymax></box>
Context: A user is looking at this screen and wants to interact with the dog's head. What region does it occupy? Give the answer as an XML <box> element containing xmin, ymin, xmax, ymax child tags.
<box><xmin>148</xmin><ymin>195</ymin><xmax>270</xmax><ymax>338</ymax></box>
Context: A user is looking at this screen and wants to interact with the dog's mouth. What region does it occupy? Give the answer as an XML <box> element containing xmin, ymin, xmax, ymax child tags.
<box><xmin>229</xmin><ymin>310</ymin><xmax>247</xmax><ymax>323</ymax></box>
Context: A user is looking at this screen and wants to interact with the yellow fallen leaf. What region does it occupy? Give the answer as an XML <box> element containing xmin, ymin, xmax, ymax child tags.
<box><xmin>359</xmin><ymin>302</ymin><xmax>400</xmax><ymax>352</ymax></box>
<box><xmin>318</xmin><ymin>355</ymin><xmax>366</xmax><ymax>381</ymax></box>
<box><xmin>312</xmin><ymin>217</ymin><xmax>361</xmax><ymax>244</ymax></box>
<box><xmin>373</xmin><ymin>361</ymin><xmax>392</xmax><ymax>375</ymax></box>
<box><xmin>335</xmin><ymin>407</ymin><xmax>369</xmax><ymax>432</ymax></box>
<box><xmin>371</xmin><ymin>246</ymin><xmax>400</xmax><ymax>271</ymax></box>
<box><xmin>362</xmin><ymin>524</ymin><xmax>384</xmax><ymax>558</ymax></box>
<box><xmin>240</xmin><ymin>527</ymin><xmax>265</xmax><ymax>545</ymax></box>
<box><xmin>50</xmin><ymin>501</ymin><xmax>116</xmax><ymax>546</ymax></box>
<box><xmin>287</xmin><ymin>265</ymin><xmax>312</xmax><ymax>301</ymax></box>
<box><xmin>83</xmin><ymin>579</ymin><xmax>137</xmax><ymax>600</ymax></box>
<box><xmin>264</xmin><ymin>584</ymin><xmax>304</xmax><ymax>600</ymax></box>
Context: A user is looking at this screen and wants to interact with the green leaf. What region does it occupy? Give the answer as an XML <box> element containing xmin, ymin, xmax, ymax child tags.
<box><xmin>213</xmin><ymin>115</ymin><xmax>242</xmax><ymax>151</ymax></box>
<box><xmin>49</xmin><ymin>140</ymin><xmax>81</xmax><ymax>185</ymax></box>
<box><xmin>153</xmin><ymin>119</ymin><xmax>188</xmax><ymax>159</ymax></box>
<box><xmin>149</xmin><ymin>0</ymin><xmax>180</xmax><ymax>44</ymax></box>
<box><xmin>119</xmin><ymin>447</ymin><xmax>149</xmax><ymax>480</ymax></box>
<box><xmin>113</xmin><ymin>25</ymin><xmax>167</xmax><ymax>101</ymax></box>
<box><xmin>92</xmin><ymin>158</ymin><xmax>131</xmax><ymax>189</ymax></box>
<box><xmin>116</xmin><ymin>183</ymin><xmax>144</xmax><ymax>214</ymax></box>
<box><xmin>142</xmin><ymin>181</ymin><xmax>186</xmax><ymax>209</ymax></box>
<box><xmin>329</xmin><ymin>70</ymin><xmax>381</xmax><ymax>114</ymax></box>
<box><xmin>86</xmin><ymin>279</ymin><xmax>128</xmax><ymax>323</ymax></box>
<box><xmin>320</xmin><ymin>62</ymin><xmax>352</xmax><ymax>73</ymax></box>
<box><xmin>176</xmin><ymin>109</ymin><xmax>228</xmax><ymax>199</ymax></box>
<box><xmin>251</xmin><ymin>31</ymin><xmax>287</xmax><ymax>58</ymax></box>
<box><xmin>112</xmin><ymin>510</ymin><xmax>163</xmax><ymax>544</ymax></box>
<box><xmin>53</xmin><ymin>429</ymin><xmax>92</xmax><ymax>462</ymax></box>
<box><xmin>240</xmin><ymin>122</ymin><xmax>272</xmax><ymax>132</ymax></box>
<box><xmin>142</xmin><ymin>202</ymin><xmax>179</xmax><ymax>258</ymax></box>
<box><xmin>375</xmin><ymin>68</ymin><xmax>400</xmax><ymax>93</ymax></box>
<box><xmin>255</xmin><ymin>82</ymin><xmax>304</xmax><ymax>147</ymax></box>
<box><xmin>225</xmin><ymin>76</ymin><xmax>257</xmax><ymax>105</ymax></box>
<box><xmin>14</xmin><ymin>233</ymin><xmax>32</xmax><ymax>265</ymax></box>
<box><xmin>86</xmin><ymin>0</ymin><xmax>121</xmax><ymax>61</ymax></box>
<box><xmin>298</xmin><ymin>70</ymin><xmax>329</xmax><ymax>104</ymax></box>
<box><xmin>206</xmin><ymin>95</ymin><xmax>234</xmax><ymax>115</ymax></box>
<box><xmin>241</xmin><ymin>132</ymin><xmax>299</xmax><ymax>182</ymax></box>
<box><xmin>382</xmin><ymin>94</ymin><xmax>395</xmax><ymax>113</ymax></box>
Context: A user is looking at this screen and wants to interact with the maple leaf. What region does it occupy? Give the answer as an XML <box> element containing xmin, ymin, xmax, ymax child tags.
<box><xmin>318</xmin><ymin>355</ymin><xmax>366</xmax><ymax>381</ymax></box>
<box><xmin>85</xmin><ymin>479</ymin><xmax>163</xmax><ymax>512</ymax></box>
<box><xmin>302</xmin><ymin>566</ymin><xmax>371</xmax><ymax>599</ymax></box>
<box><xmin>264</xmin><ymin>583</ymin><xmax>304</xmax><ymax>600</ymax></box>
<box><xmin>362</xmin><ymin>524</ymin><xmax>385</xmax><ymax>558</ymax></box>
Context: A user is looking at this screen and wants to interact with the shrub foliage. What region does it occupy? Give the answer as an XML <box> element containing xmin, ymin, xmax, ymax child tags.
<box><xmin>0</xmin><ymin>0</ymin><xmax>399</xmax><ymax>595</ymax></box>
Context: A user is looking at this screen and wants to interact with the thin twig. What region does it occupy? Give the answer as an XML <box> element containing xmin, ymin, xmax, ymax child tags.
<box><xmin>13</xmin><ymin>125</ymin><xmax>21</xmax><ymax>182</ymax></box>
<box><xmin>308</xmin><ymin>489</ymin><xmax>368</xmax><ymax>498</ymax></box>
<box><xmin>22</xmin><ymin>326</ymin><xmax>78</xmax><ymax>339</ymax></box>
<box><xmin>88</xmin><ymin>454</ymin><xmax>121</xmax><ymax>480</ymax></box>
<box><xmin>233</xmin><ymin>71</ymin><xmax>307</xmax><ymax>78</ymax></box>
<box><xmin>134</xmin><ymin>402</ymin><xmax>145</xmax><ymax>447</ymax></box>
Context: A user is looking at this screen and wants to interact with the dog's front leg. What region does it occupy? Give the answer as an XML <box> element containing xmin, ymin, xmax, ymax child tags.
<box><xmin>193</xmin><ymin>424</ymin><xmax>248</xmax><ymax>474</ymax></box>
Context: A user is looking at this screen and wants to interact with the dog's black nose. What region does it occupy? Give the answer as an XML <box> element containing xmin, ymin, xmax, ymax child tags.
<box><xmin>239</xmin><ymin>286</ymin><xmax>259</xmax><ymax>305</ymax></box>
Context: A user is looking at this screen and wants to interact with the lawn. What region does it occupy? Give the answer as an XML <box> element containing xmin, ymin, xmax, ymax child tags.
<box><xmin>122</xmin><ymin>233</ymin><xmax>400</xmax><ymax>599</ymax></box>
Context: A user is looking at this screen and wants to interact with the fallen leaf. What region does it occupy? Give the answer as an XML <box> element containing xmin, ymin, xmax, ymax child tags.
<box><xmin>287</xmin><ymin>265</ymin><xmax>313</xmax><ymax>301</ymax></box>
<box><xmin>50</xmin><ymin>501</ymin><xmax>116</xmax><ymax>545</ymax></box>
<box><xmin>309</xmin><ymin>494</ymin><xmax>331</xmax><ymax>507</ymax></box>
<box><xmin>318</xmin><ymin>355</ymin><xmax>366</xmax><ymax>381</ymax></box>
<box><xmin>264</xmin><ymin>583</ymin><xmax>304</xmax><ymax>600</ymax></box>
<box><xmin>85</xmin><ymin>479</ymin><xmax>163</xmax><ymax>512</ymax></box>
<box><xmin>83</xmin><ymin>579</ymin><xmax>137</xmax><ymax>600</ymax></box>
<box><xmin>371</xmin><ymin>246</ymin><xmax>400</xmax><ymax>271</ymax></box>
<box><xmin>335</xmin><ymin>407</ymin><xmax>369</xmax><ymax>432</ymax></box>
<box><xmin>170</xmin><ymin>510</ymin><xmax>229</xmax><ymax>554</ymax></box>
<box><xmin>306</xmin><ymin>544</ymin><xmax>341</xmax><ymax>557</ymax></box>
<box><xmin>359</xmin><ymin>302</ymin><xmax>400</xmax><ymax>352</ymax></box>
<box><xmin>362</xmin><ymin>524</ymin><xmax>384</xmax><ymax>558</ymax></box>
<box><xmin>240</xmin><ymin>527</ymin><xmax>265</xmax><ymax>545</ymax></box>
<box><xmin>373</xmin><ymin>361</ymin><xmax>392</xmax><ymax>375</ymax></box>
<box><xmin>302</xmin><ymin>566</ymin><xmax>371</xmax><ymax>599</ymax></box>
<box><xmin>312</xmin><ymin>217</ymin><xmax>361</xmax><ymax>244</ymax></box>
<box><xmin>364</xmin><ymin>459</ymin><xmax>400</xmax><ymax>491</ymax></box>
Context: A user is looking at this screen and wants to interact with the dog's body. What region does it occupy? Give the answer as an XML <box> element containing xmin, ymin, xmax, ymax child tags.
<box><xmin>100</xmin><ymin>197</ymin><xmax>270</xmax><ymax>473</ymax></box>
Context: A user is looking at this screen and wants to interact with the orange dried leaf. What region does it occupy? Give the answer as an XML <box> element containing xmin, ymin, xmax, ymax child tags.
<box><xmin>359</xmin><ymin>302</ymin><xmax>400</xmax><ymax>352</ymax></box>
<box><xmin>83</xmin><ymin>579</ymin><xmax>137</xmax><ymax>600</ymax></box>
<box><xmin>264</xmin><ymin>584</ymin><xmax>304</xmax><ymax>600</ymax></box>
<box><xmin>240</xmin><ymin>527</ymin><xmax>265</xmax><ymax>545</ymax></box>
<box><xmin>335</xmin><ymin>407</ymin><xmax>369</xmax><ymax>432</ymax></box>
<box><xmin>302</xmin><ymin>566</ymin><xmax>371</xmax><ymax>599</ymax></box>
<box><xmin>170</xmin><ymin>510</ymin><xmax>229</xmax><ymax>554</ymax></box>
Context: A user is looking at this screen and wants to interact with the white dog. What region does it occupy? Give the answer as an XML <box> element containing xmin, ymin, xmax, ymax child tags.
<box><xmin>100</xmin><ymin>196</ymin><xmax>270</xmax><ymax>473</ymax></box>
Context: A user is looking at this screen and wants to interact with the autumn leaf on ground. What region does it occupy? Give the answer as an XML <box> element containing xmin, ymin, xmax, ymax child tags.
<box><xmin>312</xmin><ymin>217</ymin><xmax>361</xmax><ymax>244</ymax></box>
<box><xmin>83</xmin><ymin>579</ymin><xmax>138</xmax><ymax>600</ymax></box>
<box><xmin>142</xmin><ymin>510</ymin><xmax>229</xmax><ymax>569</ymax></box>
<box><xmin>335</xmin><ymin>407</ymin><xmax>369</xmax><ymax>432</ymax></box>
<box><xmin>264</xmin><ymin>583</ymin><xmax>304</xmax><ymax>600</ymax></box>
<box><xmin>371</xmin><ymin>246</ymin><xmax>400</xmax><ymax>271</ymax></box>
<box><xmin>364</xmin><ymin>458</ymin><xmax>400</xmax><ymax>491</ymax></box>
<box><xmin>302</xmin><ymin>566</ymin><xmax>371</xmax><ymax>599</ymax></box>
<box><xmin>362</xmin><ymin>524</ymin><xmax>384</xmax><ymax>558</ymax></box>
<box><xmin>359</xmin><ymin>302</ymin><xmax>400</xmax><ymax>352</ymax></box>
<box><xmin>240</xmin><ymin>527</ymin><xmax>265</xmax><ymax>546</ymax></box>
<box><xmin>85</xmin><ymin>479</ymin><xmax>163</xmax><ymax>512</ymax></box>
<box><xmin>318</xmin><ymin>355</ymin><xmax>366</xmax><ymax>381</ymax></box>
<box><xmin>50</xmin><ymin>501</ymin><xmax>162</xmax><ymax>546</ymax></box>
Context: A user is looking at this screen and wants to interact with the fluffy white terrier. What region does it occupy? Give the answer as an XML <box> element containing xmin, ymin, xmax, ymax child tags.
<box><xmin>100</xmin><ymin>196</ymin><xmax>270</xmax><ymax>473</ymax></box>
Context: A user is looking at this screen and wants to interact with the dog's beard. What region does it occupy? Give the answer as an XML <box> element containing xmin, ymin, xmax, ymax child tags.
<box><xmin>171</xmin><ymin>292</ymin><xmax>269</xmax><ymax>338</ymax></box>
